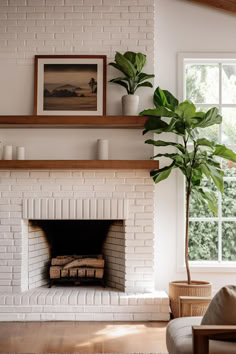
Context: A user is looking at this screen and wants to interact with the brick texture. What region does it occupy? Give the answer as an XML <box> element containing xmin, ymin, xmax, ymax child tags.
<box><xmin>0</xmin><ymin>0</ymin><xmax>155</xmax><ymax>60</ymax></box>
<box><xmin>0</xmin><ymin>170</ymin><xmax>155</xmax><ymax>294</ymax></box>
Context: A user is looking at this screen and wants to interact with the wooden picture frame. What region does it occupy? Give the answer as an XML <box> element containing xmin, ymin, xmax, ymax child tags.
<box><xmin>34</xmin><ymin>55</ymin><xmax>107</xmax><ymax>116</ymax></box>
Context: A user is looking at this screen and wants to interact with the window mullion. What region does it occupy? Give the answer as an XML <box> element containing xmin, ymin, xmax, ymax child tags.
<box><xmin>218</xmin><ymin>191</ymin><xmax>222</xmax><ymax>263</ymax></box>
<box><xmin>218</xmin><ymin>63</ymin><xmax>223</xmax><ymax>263</ymax></box>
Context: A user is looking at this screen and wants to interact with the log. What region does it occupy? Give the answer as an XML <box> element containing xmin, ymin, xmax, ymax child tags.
<box><xmin>63</xmin><ymin>258</ymin><xmax>105</xmax><ymax>269</ymax></box>
<box><xmin>49</xmin><ymin>266</ymin><xmax>104</xmax><ymax>279</ymax></box>
<box><xmin>51</xmin><ymin>254</ymin><xmax>103</xmax><ymax>266</ymax></box>
<box><xmin>50</xmin><ymin>266</ymin><xmax>62</xmax><ymax>279</ymax></box>
<box><xmin>51</xmin><ymin>256</ymin><xmax>75</xmax><ymax>266</ymax></box>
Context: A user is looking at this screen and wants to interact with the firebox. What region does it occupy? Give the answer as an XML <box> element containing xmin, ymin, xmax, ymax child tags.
<box><xmin>27</xmin><ymin>219</ymin><xmax>125</xmax><ymax>290</ymax></box>
<box><xmin>30</xmin><ymin>220</ymin><xmax>113</xmax><ymax>287</ymax></box>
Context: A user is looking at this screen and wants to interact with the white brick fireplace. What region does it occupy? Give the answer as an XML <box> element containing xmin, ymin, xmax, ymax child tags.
<box><xmin>0</xmin><ymin>169</ymin><xmax>170</xmax><ymax>321</ymax></box>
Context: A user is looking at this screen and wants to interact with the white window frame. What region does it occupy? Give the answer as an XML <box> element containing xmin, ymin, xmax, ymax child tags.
<box><xmin>177</xmin><ymin>52</ymin><xmax>236</xmax><ymax>273</ymax></box>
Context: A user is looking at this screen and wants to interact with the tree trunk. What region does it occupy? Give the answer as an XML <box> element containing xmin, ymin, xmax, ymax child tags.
<box><xmin>185</xmin><ymin>186</ymin><xmax>191</xmax><ymax>285</ymax></box>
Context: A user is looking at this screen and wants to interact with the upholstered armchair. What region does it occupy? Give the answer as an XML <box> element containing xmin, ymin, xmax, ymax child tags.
<box><xmin>166</xmin><ymin>287</ymin><xmax>236</xmax><ymax>354</ymax></box>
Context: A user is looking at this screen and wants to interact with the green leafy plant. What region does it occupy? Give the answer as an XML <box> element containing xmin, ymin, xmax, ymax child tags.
<box><xmin>140</xmin><ymin>87</ymin><xmax>236</xmax><ymax>285</ymax></box>
<box><xmin>109</xmin><ymin>51</ymin><xmax>154</xmax><ymax>95</ymax></box>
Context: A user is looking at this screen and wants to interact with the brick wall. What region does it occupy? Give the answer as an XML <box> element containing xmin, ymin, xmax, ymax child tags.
<box><xmin>0</xmin><ymin>170</ymin><xmax>155</xmax><ymax>294</ymax></box>
<box><xmin>0</xmin><ymin>0</ymin><xmax>154</xmax><ymax>61</ymax></box>
<box><xmin>103</xmin><ymin>221</ymin><xmax>125</xmax><ymax>291</ymax></box>
<box><xmin>28</xmin><ymin>222</ymin><xmax>50</xmax><ymax>290</ymax></box>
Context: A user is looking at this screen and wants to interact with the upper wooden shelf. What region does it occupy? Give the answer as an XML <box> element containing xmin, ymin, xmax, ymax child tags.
<box><xmin>0</xmin><ymin>160</ymin><xmax>159</xmax><ymax>170</ymax></box>
<box><xmin>0</xmin><ymin>115</ymin><xmax>148</xmax><ymax>129</ymax></box>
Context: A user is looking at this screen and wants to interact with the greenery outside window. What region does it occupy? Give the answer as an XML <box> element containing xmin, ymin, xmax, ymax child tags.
<box><xmin>179</xmin><ymin>54</ymin><xmax>236</xmax><ymax>266</ymax></box>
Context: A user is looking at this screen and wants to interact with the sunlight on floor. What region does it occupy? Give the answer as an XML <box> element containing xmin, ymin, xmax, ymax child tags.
<box><xmin>75</xmin><ymin>324</ymin><xmax>166</xmax><ymax>349</ymax></box>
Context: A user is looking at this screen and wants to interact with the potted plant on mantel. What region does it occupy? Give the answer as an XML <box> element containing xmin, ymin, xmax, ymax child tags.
<box><xmin>140</xmin><ymin>87</ymin><xmax>236</xmax><ymax>318</ymax></box>
<box><xmin>109</xmin><ymin>51</ymin><xmax>154</xmax><ymax>116</ymax></box>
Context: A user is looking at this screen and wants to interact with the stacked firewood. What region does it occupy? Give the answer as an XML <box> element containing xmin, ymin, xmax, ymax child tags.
<box><xmin>49</xmin><ymin>255</ymin><xmax>105</xmax><ymax>280</ymax></box>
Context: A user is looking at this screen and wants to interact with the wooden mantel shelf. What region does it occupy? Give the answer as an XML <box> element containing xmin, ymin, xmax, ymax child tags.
<box><xmin>0</xmin><ymin>115</ymin><xmax>148</xmax><ymax>129</ymax></box>
<box><xmin>0</xmin><ymin>160</ymin><xmax>159</xmax><ymax>170</ymax></box>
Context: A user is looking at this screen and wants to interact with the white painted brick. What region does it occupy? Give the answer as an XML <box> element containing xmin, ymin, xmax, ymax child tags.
<box><xmin>28</xmin><ymin>0</ymin><xmax>46</xmax><ymax>5</ymax></box>
<box><xmin>84</xmin><ymin>0</ymin><xmax>102</xmax><ymax>4</ymax></box>
<box><xmin>103</xmin><ymin>0</ymin><xmax>120</xmax><ymax>4</ymax></box>
<box><xmin>0</xmin><ymin>6</ymin><xmax>17</xmax><ymax>13</ymax></box>
<box><xmin>54</xmin><ymin>5</ymin><xmax>73</xmax><ymax>11</ymax></box>
<box><xmin>46</xmin><ymin>12</ymin><xmax>64</xmax><ymax>19</ymax></box>
<box><xmin>36</xmin><ymin>33</ymin><xmax>54</xmax><ymax>40</ymax></box>
<box><xmin>73</xmin><ymin>5</ymin><xmax>92</xmax><ymax>11</ymax></box>
<box><xmin>121</xmin><ymin>0</ymin><xmax>137</xmax><ymax>3</ymax></box>
<box><xmin>36</xmin><ymin>19</ymin><xmax>53</xmax><ymax>26</ymax></box>
<box><xmin>65</xmin><ymin>0</ymin><xmax>83</xmax><ymax>4</ymax></box>
<box><xmin>26</xmin><ymin>13</ymin><xmax>45</xmax><ymax>19</ymax></box>
<box><xmin>46</xmin><ymin>0</ymin><xmax>64</xmax><ymax>4</ymax></box>
<box><xmin>103</xmin><ymin>13</ymin><xmax>120</xmax><ymax>19</ymax></box>
<box><xmin>121</xmin><ymin>12</ymin><xmax>138</xmax><ymax>19</ymax></box>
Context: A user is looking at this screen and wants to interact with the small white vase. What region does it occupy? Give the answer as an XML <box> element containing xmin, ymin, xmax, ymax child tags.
<box><xmin>3</xmin><ymin>145</ymin><xmax>13</xmax><ymax>160</ymax></box>
<box><xmin>97</xmin><ymin>139</ymin><xmax>109</xmax><ymax>160</ymax></box>
<box><xmin>122</xmin><ymin>94</ymin><xmax>139</xmax><ymax>116</ymax></box>
<box><xmin>16</xmin><ymin>146</ymin><xmax>25</xmax><ymax>160</ymax></box>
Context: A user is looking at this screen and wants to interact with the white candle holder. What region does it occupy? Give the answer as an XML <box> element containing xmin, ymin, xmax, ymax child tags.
<box><xmin>3</xmin><ymin>145</ymin><xmax>13</xmax><ymax>160</ymax></box>
<box><xmin>97</xmin><ymin>139</ymin><xmax>109</xmax><ymax>160</ymax></box>
<box><xmin>16</xmin><ymin>146</ymin><xmax>25</xmax><ymax>160</ymax></box>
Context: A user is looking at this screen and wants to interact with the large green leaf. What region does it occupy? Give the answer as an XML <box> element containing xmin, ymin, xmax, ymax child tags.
<box><xmin>213</xmin><ymin>145</ymin><xmax>236</xmax><ymax>162</ymax></box>
<box><xmin>138</xmin><ymin>72</ymin><xmax>155</xmax><ymax>83</ymax></box>
<box><xmin>140</xmin><ymin>107</ymin><xmax>176</xmax><ymax>118</ymax></box>
<box><xmin>114</xmin><ymin>52</ymin><xmax>137</xmax><ymax>78</ymax></box>
<box><xmin>206</xmin><ymin>157</ymin><xmax>221</xmax><ymax>169</ymax></box>
<box><xmin>143</xmin><ymin>117</ymin><xmax>169</xmax><ymax>135</ymax></box>
<box><xmin>151</xmin><ymin>153</ymin><xmax>182</xmax><ymax>161</ymax></box>
<box><xmin>195</xmin><ymin>107</ymin><xmax>222</xmax><ymax>128</ymax></box>
<box><xmin>175</xmin><ymin>101</ymin><xmax>196</xmax><ymax>119</ymax></box>
<box><xmin>197</xmin><ymin>188</ymin><xmax>218</xmax><ymax>216</ymax></box>
<box><xmin>163</xmin><ymin>90</ymin><xmax>179</xmax><ymax>109</ymax></box>
<box><xmin>200</xmin><ymin>163</ymin><xmax>223</xmax><ymax>193</ymax></box>
<box><xmin>153</xmin><ymin>87</ymin><xmax>179</xmax><ymax>110</ymax></box>
<box><xmin>136</xmin><ymin>81</ymin><xmax>153</xmax><ymax>90</ymax></box>
<box><xmin>150</xmin><ymin>163</ymin><xmax>175</xmax><ymax>183</ymax></box>
<box><xmin>153</xmin><ymin>87</ymin><xmax>169</xmax><ymax>108</ymax></box>
<box><xmin>174</xmin><ymin>121</ymin><xmax>186</xmax><ymax>136</ymax></box>
<box><xmin>109</xmin><ymin>77</ymin><xmax>129</xmax><ymax>82</ymax></box>
<box><xmin>136</xmin><ymin>53</ymin><xmax>146</xmax><ymax>72</ymax></box>
<box><xmin>208</xmin><ymin>165</ymin><xmax>224</xmax><ymax>193</ymax></box>
<box><xmin>109</xmin><ymin>62</ymin><xmax>128</xmax><ymax>76</ymax></box>
<box><xmin>108</xmin><ymin>80</ymin><xmax>129</xmax><ymax>93</ymax></box>
<box><xmin>200</xmin><ymin>163</ymin><xmax>212</xmax><ymax>179</ymax></box>
<box><xmin>196</xmin><ymin>138</ymin><xmax>215</xmax><ymax>149</ymax></box>
<box><xmin>123</xmin><ymin>51</ymin><xmax>136</xmax><ymax>65</ymax></box>
<box><xmin>145</xmin><ymin>139</ymin><xmax>186</xmax><ymax>154</ymax></box>
<box><xmin>191</xmin><ymin>168</ymin><xmax>203</xmax><ymax>186</ymax></box>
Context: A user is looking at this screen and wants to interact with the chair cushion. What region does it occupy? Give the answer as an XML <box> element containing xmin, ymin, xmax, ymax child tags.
<box><xmin>201</xmin><ymin>285</ymin><xmax>236</xmax><ymax>325</ymax></box>
<box><xmin>166</xmin><ymin>316</ymin><xmax>201</xmax><ymax>354</ymax></box>
<box><xmin>166</xmin><ymin>316</ymin><xmax>236</xmax><ymax>354</ymax></box>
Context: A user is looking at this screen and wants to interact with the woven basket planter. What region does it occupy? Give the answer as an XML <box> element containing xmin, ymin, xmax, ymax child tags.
<box><xmin>169</xmin><ymin>280</ymin><xmax>212</xmax><ymax>318</ymax></box>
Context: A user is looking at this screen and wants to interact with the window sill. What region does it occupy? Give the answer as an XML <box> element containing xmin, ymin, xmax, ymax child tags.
<box><xmin>177</xmin><ymin>262</ymin><xmax>236</xmax><ymax>273</ymax></box>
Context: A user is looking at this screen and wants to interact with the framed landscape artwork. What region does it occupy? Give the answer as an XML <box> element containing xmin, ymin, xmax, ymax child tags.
<box><xmin>34</xmin><ymin>55</ymin><xmax>107</xmax><ymax>116</ymax></box>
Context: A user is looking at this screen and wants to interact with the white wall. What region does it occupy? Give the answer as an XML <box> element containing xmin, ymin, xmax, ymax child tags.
<box><xmin>155</xmin><ymin>0</ymin><xmax>236</xmax><ymax>292</ymax></box>
<box><xmin>0</xmin><ymin>0</ymin><xmax>155</xmax><ymax>160</ymax></box>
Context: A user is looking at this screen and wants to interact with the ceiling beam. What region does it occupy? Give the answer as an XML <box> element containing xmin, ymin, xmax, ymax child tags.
<box><xmin>188</xmin><ymin>0</ymin><xmax>236</xmax><ymax>14</ymax></box>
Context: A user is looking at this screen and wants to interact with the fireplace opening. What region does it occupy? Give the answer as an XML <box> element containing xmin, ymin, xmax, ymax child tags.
<box><xmin>28</xmin><ymin>220</ymin><xmax>125</xmax><ymax>291</ymax></box>
<box><xmin>30</xmin><ymin>220</ymin><xmax>112</xmax><ymax>257</ymax></box>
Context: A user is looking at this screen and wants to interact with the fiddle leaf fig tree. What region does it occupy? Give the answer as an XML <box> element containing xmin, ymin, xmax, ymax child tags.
<box><xmin>140</xmin><ymin>87</ymin><xmax>236</xmax><ymax>285</ymax></box>
<box><xmin>109</xmin><ymin>51</ymin><xmax>154</xmax><ymax>95</ymax></box>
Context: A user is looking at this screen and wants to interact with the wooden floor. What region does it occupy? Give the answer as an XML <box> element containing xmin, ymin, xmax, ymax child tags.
<box><xmin>0</xmin><ymin>321</ymin><xmax>168</xmax><ymax>353</ymax></box>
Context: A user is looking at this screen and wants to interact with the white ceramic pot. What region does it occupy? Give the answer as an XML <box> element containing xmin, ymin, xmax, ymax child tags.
<box><xmin>97</xmin><ymin>139</ymin><xmax>109</xmax><ymax>160</ymax></box>
<box><xmin>122</xmin><ymin>94</ymin><xmax>139</xmax><ymax>116</ymax></box>
<box><xmin>3</xmin><ymin>145</ymin><xmax>13</xmax><ymax>160</ymax></box>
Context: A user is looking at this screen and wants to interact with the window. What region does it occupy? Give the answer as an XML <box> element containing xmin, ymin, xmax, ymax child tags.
<box><xmin>178</xmin><ymin>54</ymin><xmax>236</xmax><ymax>268</ymax></box>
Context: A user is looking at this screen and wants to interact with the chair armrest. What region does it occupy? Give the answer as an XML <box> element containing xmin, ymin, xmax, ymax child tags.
<box><xmin>179</xmin><ymin>296</ymin><xmax>212</xmax><ymax>317</ymax></box>
<box><xmin>192</xmin><ymin>325</ymin><xmax>236</xmax><ymax>354</ymax></box>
